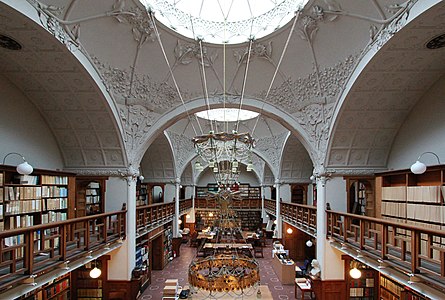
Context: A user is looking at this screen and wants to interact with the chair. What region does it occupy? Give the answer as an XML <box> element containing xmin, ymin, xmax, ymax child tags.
<box><xmin>296</xmin><ymin>259</ymin><xmax>311</xmax><ymax>277</ymax></box>
<box><xmin>189</xmin><ymin>231</ymin><xmax>199</xmax><ymax>247</ymax></box>
<box><xmin>253</xmin><ymin>243</ymin><xmax>264</xmax><ymax>258</ymax></box>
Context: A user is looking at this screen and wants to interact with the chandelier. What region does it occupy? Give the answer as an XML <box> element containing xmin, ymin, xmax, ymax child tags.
<box><xmin>187</xmin><ymin>188</ymin><xmax>261</xmax><ymax>296</ymax></box>
<box><xmin>192</xmin><ymin>131</ymin><xmax>255</xmax><ymax>186</ymax></box>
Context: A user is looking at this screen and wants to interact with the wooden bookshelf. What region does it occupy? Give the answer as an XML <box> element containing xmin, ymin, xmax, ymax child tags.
<box><xmin>0</xmin><ymin>166</ymin><xmax>75</xmax><ymax>251</ymax></box>
<box><xmin>18</xmin><ymin>273</ymin><xmax>71</xmax><ymax>300</ymax></box>
<box><xmin>136</xmin><ymin>180</ymin><xmax>148</xmax><ymax>206</ymax></box>
<box><xmin>75</xmin><ymin>176</ymin><xmax>106</xmax><ymax>217</ymax></box>
<box><xmin>379</xmin><ymin>275</ymin><xmax>426</xmax><ymax>300</ymax></box>
<box><xmin>72</xmin><ymin>258</ymin><xmax>108</xmax><ymax>300</ymax></box>
<box><xmin>195</xmin><ymin>184</ymin><xmax>261</xmax><ymax>200</ymax></box>
<box><xmin>134</xmin><ymin>232</ymin><xmax>151</xmax><ymax>292</ymax></box>
<box><xmin>344</xmin><ymin>256</ymin><xmax>377</xmax><ymax>300</ymax></box>
<box><xmin>151</xmin><ymin>223</ymin><xmax>173</xmax><ymax>270</ymax></box>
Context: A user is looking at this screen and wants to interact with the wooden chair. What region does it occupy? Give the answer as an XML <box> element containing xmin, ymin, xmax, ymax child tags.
<box><xmin>253</xmin><ymin>245</ymin><xmax>263</xmax><ymax>258</ymax></box>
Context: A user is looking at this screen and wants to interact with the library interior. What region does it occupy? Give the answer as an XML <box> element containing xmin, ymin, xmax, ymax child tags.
<box><xmin>1</xmin><ymin>0</ymin><xmax>445</xmax><ymax>299</ymax></box>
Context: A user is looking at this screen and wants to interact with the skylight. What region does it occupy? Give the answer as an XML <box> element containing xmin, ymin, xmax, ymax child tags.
<box><xmin>140</xmin><ymin>0</ymin><xmax>309</xmax><ymax>44</ymax></box>
<box><xmin>196</xmin><ymin>108</ymin><xmax>259</xmax><ymax>122</ymax></box>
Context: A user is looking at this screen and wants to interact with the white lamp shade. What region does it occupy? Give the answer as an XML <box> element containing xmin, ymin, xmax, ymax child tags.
<box><xmin>186</xmin><ymin>214</ymin><xmax>191</xmax><ymax>219</ymax></box>
<box><xmin>178</xmin><ymin>219</ymin><xmax>182</xmax><ymax>224</ymax></box>
<box><xmin>16</xmin><ymin>161</ymin><xmax>33</xmax><ymax>175</ymax></box>
<box><xmin>349</xmin><ymin>267</ymin><xmax>362</xmax><ymax>279</ymax></box>
<box><xmin>286</xmin><ymin>228</ymin><xmax>293</xmax><ymax>234</ymax></box>
<box><xmin>410</xmin><ymin>160</ymin><xmax>427</xmax><ymax>174</ymax></box>
<box><xmin>89</xmin><ymin>266</ymin><xmax>101</xmax><ymax>278</ymax></box>
<box><xmin>306</xmin><ymin>240</ymin><xmax>313</xmax><ymax>247</ymax></box>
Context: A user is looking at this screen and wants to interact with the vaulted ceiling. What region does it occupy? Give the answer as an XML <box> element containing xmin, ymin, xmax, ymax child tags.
<box><xmin>1</xmin><ymin>0</ymin><xmax>444</xmax><ymax>178</ymax></box>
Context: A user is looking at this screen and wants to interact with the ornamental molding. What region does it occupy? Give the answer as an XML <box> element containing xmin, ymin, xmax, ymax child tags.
<box><xmin>233</xmin><ymin>41</ymin><xmax>273</xmax><ymax>65</ymax></box>
<box><xmin>65</xmin><ymin>167</ymin><xmax>135</xmax><ymax>177</ymax></box>
<box><xmin>114</xmin><ymin>5</ymin><xmax>156</xmax><ymax>44</ymax></box>
<box><xmin>325</xmin><ymin>168</ymin><xmax>388</xmax><ymax>177</ymax></box>
<box><xmin>174</xmin><ymin>40</ymin><xmax>217</xmax><ymax>67</ymax></box>
<box><xmin>255</xmin><ymin>131</ymin><xmax>288</xmax><ymax>175</ymax></box>
<box><xmin>165</xmin><ymin>130</ymin><xmax>196</xmax><ymax>176</ymax></box>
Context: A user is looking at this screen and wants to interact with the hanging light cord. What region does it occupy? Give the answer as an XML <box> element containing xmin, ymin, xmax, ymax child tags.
<box><xmin>251</xmin><ymin>11</ymin><xmax>300</xmax><ymax>136</ymax></box>
<box><xmin>150</xmin><ymin>11</ymin><xmax>202</xmax><ymax>136</ymax></box>
<box><xmin>198</xmin><ymin>39</ymin><xmax>215</xmax><ymax>133</ymax></box>
<box><xmin>235</xmin><ymin>38</ymin><xmax>253</xmax><ymax>134</ymax></box>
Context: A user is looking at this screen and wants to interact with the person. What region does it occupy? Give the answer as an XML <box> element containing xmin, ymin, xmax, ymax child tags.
<box><xmin>310</xmin><ymin>259</ymin><xmax>321</xmax><ymax>278</ymax></box>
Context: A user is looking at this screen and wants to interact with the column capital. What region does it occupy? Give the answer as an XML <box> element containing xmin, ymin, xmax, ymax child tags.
<box><xmin>274</xmin><ymin>178</ymin><xmax>281</xmax><ymax>185</ymax></box>
<box><xmin>175</xmin><ymin>177</ymin><xmax>181</xmax><ymax>184</ymax></box>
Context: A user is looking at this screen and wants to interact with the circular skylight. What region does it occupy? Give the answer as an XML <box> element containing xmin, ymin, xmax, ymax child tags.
<box><xmin>140</xmin><ymin>0</ymin><xmax>309</xmax><ymax>44</ymax></box>
<box><xmin>196</xmin><ymin>108</ymin><xmax>259</xmax><ymax>122</ymax></box>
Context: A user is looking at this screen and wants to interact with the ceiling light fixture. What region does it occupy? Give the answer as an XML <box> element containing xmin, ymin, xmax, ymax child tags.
<box><xmin>410</xmin><ymin>151</ymin><xmax>441</xmax><ymax>174</ymax></box>
<box><xmin>2</xmin><ymin>152</ymin><xmax>34</xmax><ymax>175</ymax></box>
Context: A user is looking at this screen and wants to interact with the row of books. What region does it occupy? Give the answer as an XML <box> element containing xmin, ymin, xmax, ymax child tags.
<box><xmin>45</xmin><ymin>276</ymin><xmax>69</xmax><ymax>298</ymax></box>
<box><xmin>46</xmin><ymin>198</ymin><xmax>68</xmax><ymax>210</ymax></box>
<box><xmin>42</xmin><ymin>211</ymin><xmax>68</xmax><ymax>223</ymax></box>
<box><xmin>86</xmin><ymin>195</ymin><xmax>100</xmax><ymax>204</ymax></box>
<box><xmin>7</xmin><ymin>214</ymin><xmax>34</xmax><ymax>228</ymax></box>
<box><xmin>5</xmin><ymin>199</ymin><xmax>42</xmax><ymax>214</ymax></box>
<box><xmin>4</xmin><ymin>186</ymin><xmax>42</xmax><ymax>200</ymax></box>
<box><xmin>382</xmin><ymin>186</ymin><xmax>443</xmax><ymax>203</ymax></box>
<box><xmin>41</xmin><ymin>175</ymin><xmax>68</xmax><ymax>185</ymax></box>
<box><xmin>77</xmin><ymin>288</ymin><xmax>102</xmax><ymax>297</ymax></box>
<box><xmin>42</xmin><ymin>186</ymin><xmax>68</xmax><ymax>197</ymax></box>
<box><xmin>407</xmin><ymin>204</ymin><xmax>444</xmax><ymax>223</ymax></box>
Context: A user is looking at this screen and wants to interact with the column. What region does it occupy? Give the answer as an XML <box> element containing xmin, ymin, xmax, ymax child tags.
<box><xmin>275</xmin><ymin>179</ymin><xmax>282</xmax><ymax>239</ymax></box>
<box><xmin>261</xmin><ymin>184</ymin><xmax>265</xmax><ymax>219</ymax></box>
<box><xmin>125</xmin><ymin>175</ymin><xmax>137</xmax><ymax>279</ymax></box>
<box><xmin>174</xmin><ymin>178</ymin><xmax>180</xmax><ymax>237</ymax></box>
<box><xmin>316</xmin><ymin>175</ymin><xmax>327</xmax><ymax>280</ymax></box>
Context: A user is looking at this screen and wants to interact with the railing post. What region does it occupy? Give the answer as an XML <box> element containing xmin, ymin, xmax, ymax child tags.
<box><xmin>411</xmin><ymin>230</ymin><xmax>420</xmax><ymax>274</ymax></box>
<box><xmin>24</xmin><ymin>230</ymin><xmax>34</xmax><ymax>275</ymax></box>
<box><xmin>360</xmin><ymin>220</ymin><xmax>365</xmax><ymax>250</ymax></box>
<box><xmin>60</xmin><ymin>225</ymin><xmax>67</xmax><ymax>261</ymax></box>
<box><xmin>381</xmin><ymin>224</ymin><xmax>387</xmax><ymax>259</ymax></box>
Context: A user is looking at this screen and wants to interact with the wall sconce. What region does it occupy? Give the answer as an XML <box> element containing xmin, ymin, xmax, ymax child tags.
<box><xmin>186</xmin><ymin>214</ymin><xmax>191</xmax><ymax>219</ymax></box>
<box><xmin>306</xmin><ymin>240</ymin><xmax>313</xmax><ymax>247</ymax></box>
<box><xmin>208</xmin><ymin>212</ymin><xmax>214</xmax><ymax>217</ymax></box>
<box><xmin>349</xmin><ymin>261</ymin><xmax>362</xmax><ymax>279</ymax></box>
<box><xmin>89</xmin><ymin>260</ymin><xmax>102</xmax><ymax>278</ymax></box>
<box><xmin>273</xmin><ymin>219</ymin><xmax>277</xmax><ymax>225</ymax></box>
<box><xmin>410</xmin><ymin>151</ymin><xmax>441</xmax><ymax>174</ymax></box>
<box><xmin>286</xmin><ymin>228</ymin><xmax>293</xmax><ymax>234</ymax></box>
<box><xmin>2</xmin><ymin>152</ymin><xmax>34</xmax><ymax>175</ymax></box>
<box><xmin>178</xmin><ymin>219</ymin><xmax>182</xmax><ymax>225</ymax></box>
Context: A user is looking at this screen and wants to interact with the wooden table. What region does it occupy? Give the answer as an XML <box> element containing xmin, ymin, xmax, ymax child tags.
<box><xmin>295</xmin><ymin>279</ymin><xmax>314</xmax><ymax>300</ymax></box>
<box><xmin>192</xmin><ymin>285</ymin><xmax>273</xmax><ymax>300</ymax></box>
<box><xmin>203</xmin><ymin>243</ymin><xmax>253</xmax><ymax>250</ymax></box>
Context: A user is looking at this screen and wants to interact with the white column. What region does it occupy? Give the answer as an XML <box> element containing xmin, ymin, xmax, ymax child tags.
<box><xmin>261</xmin><ymin>184</ymin><xmax>265</xmax><ymax>219</ymax></box>
<box><xmin>316</xmin><ymin>175</ymin><xmax>327</xmax><ymax>280</ymax></box>
<box><xmin>125</xmin><ymin>175</ymin><xmax>137</xmax><ymax>279</ymax></box>
<box><xmin>275</xmin><ymin>179</ymin><xmax>282</xmax><ymax>239</ymax></box>
<box><xmin>174</xmin><ymin>178</ymin><xmax>180</xmax><ymax>237</ymax></box>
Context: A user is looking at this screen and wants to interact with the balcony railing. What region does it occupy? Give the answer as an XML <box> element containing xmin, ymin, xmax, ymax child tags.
<box><xmin>264</xmin><ymin>198</ymin><xmax>276</xmax><ymax>213</ymax></box>
<box><xmin>136</xmin><ymin>199</ymin><xmax>192</xmax><ymax>232</ymax></box>
<box><xmin>281</xmin><ymin>202</ymin><xmax>317</xmax><ymax>233</ymax></box>
<box><xmin>327</xmin><ymin>210</ymin><xmax>445</xmax><ymax>283</ymax></box>
<box><xmin>195</xmin><ymin>198</ymin><xmax>261</xmax><ymax>209</ymax></box>
<box><xmin>0</xmin><ymin>210</ymin><xmax>126</xmax><ymax>291</ymax></box>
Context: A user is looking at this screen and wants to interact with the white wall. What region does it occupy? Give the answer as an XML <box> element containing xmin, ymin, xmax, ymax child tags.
<box><xmin>164</xmin><ymin>183</ymin><xmax>175</xmax><ymax>202</ymax></box>
<box><xmin>279</xmin><ymin>184</ymin><xmax>291</xmax><ymax>202</ymax></box>
<box><xmin>105</xmin><ymin>177</ymin><xmax>128</xmax><ymax>212</ymax></box>
<box><xmin>326</xmin><ymin>176</ymin><xmax>347</xmax><ymax>213</ymax></box>
<box><xmin>0</xmin><ymin>75</ymin><xmax>63</xmax><ymax>170</ymax></box>
<box><xmin>264</xmin><ymin>186</ymin><xmax>272</xmax><ymax>199</ymax></box>
<box><xmin>388</xmin><ymin>75</ymin><xmax>445</xmax><ymax>170</ymax></box>
<box><xmin>185</xmin><ymin>186</ymin><xmax>193</xmax><ymax>198</ymax></box>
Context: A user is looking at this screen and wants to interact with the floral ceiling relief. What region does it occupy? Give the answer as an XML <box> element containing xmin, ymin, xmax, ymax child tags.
<box><xmin>255</xmin><ymin>132</ymin><xmax>289</xmax><ymax>176</ymax></box>
<box><xmin>165</xmin><ymin>131</ymin><xmax>196</xmax><ymax>177</ymax></box>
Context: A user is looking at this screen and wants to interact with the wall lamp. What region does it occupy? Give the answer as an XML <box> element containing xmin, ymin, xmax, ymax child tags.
<box><xmin>349</xmin><ymin>261</ymin><xmax>362</xmax><ymax>279</ymax></box>
<box><xmin>2</xmin><ymin>152</ymin><xmax>34</xmax><ymax>175</ymax></box>
<box><xmin>410</xmin><ymin>152</ymin><xmax>441</xmax><ymax>174</ymax></box>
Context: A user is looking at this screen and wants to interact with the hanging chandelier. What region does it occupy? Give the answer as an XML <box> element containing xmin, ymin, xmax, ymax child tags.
<box><xmin>192</xmin><ymin>131</ymin><xmax>255</xmax><ymax>186</ymax></box>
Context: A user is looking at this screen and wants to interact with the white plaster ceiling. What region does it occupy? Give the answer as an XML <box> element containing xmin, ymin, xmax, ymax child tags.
<box><xmin>140</xmin><ymin>133</ymin><xmax>175</xmax><ymax>182</ymax></box>
<box><xmin>328</xmin><ymin>1</ymin><xmax>445</xmax><ymax>169</ymax></box>
<box><xmin>1</xmin><ymin>0</ymin><xmax>444</xmax><ymax>176</ymax></box>
<box><xmin>281</xmin><ymin>135</ymin><xmax>313</xmax><ymax>182</ymax></box>
<box><xmin>0</xmin><ymin>2</ymin><xmax>126</xmax><ymax>169</ymax></box>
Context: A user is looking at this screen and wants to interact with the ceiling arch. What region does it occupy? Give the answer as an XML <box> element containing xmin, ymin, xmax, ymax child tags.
<box><xmin>327</xmin><ymin>0</ymin><xmax>445</xmax><ymax>171</ymax></box>
<box><xmin>0</xmin><ymin>1</ymin><xmax>126</xmax><ymax>170</ymax></box>
<box><xmin>280</xmin><ymin>134</ymin><xmax>313</xmax><ymax>182</ymax></box>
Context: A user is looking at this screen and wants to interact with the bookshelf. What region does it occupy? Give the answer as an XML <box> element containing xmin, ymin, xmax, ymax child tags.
<box><xmin>195</xmin><ymin>184</ymin><xmax>261</xmax><ymax>199</ymax></box>
<box><xmin>134</xmin><ymin>233</ymin><xmax>151</xmax><ymax>292</ymax></box>
<box><xmin>75</xmin><ymin>177</ymin><xmax>107</xmax><ymax>217</ymax></box>
<box><xmin>151</xmin><ymin>223</ymin><xmax>173</xmax><ymax>270</ymax></box>
<box><xmin>291</xmin><ymin>184</ymin><xmax>307</xmax><ymax>204</ymax></box>
<box><xmin>72</xmin><ymin>259</ymin><xmax>106</xmax><ymax>300</ymax></box>
<box><xmin>344</xmin><ymin>257</ymin><xmax>377</xmax><ymax>300</ymax></box>
<box><xmin>0</xmin><ymin>166</ymin><xmax>75</xmax><ymax>244</ymax></box>
<box><xmin>18</xmin><ymin>273</ymin><xmax>70</xmax><ymax>300</ymax></box>
<box><xmin>376</xmin><ymin>167</ymin><xmax>445</xmax><ymax>259</ymax></box>
<box><xmin>379</xmin><ymin>275</ymin><xmax>426</xmax><ymax>300</ymax></box>
<box><xmin>136</xmin><ymin>180</ymin><xmax>148</xmax><ymax>206</ymax></box>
